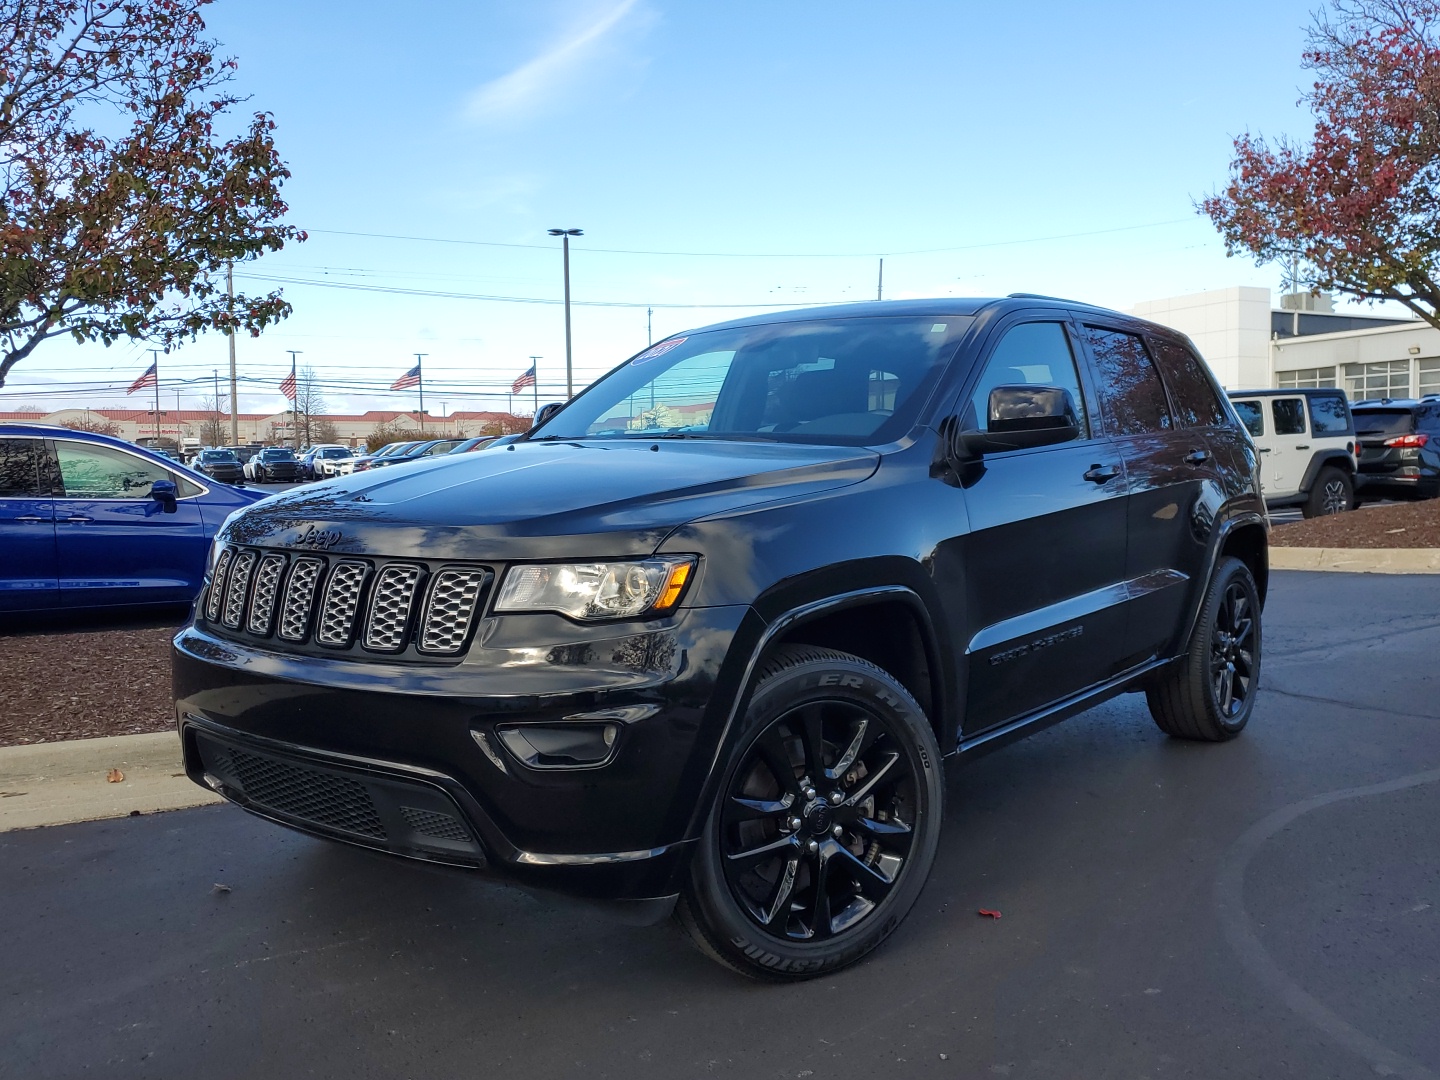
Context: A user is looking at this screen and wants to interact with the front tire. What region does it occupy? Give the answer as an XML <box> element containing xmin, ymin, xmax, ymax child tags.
<box><xmin>1146</xmin><ymin>556</ymin><xmax>1261</xmax><ymax>741</ymax></box>
<box><xmin>676</xmin><ymin>645</ymin><xmax>943</xmax><ymax>980</ymax></box>
<box><xmin>1301</xmin><ymin>466</ymin><xmax>1352</xmax><ymax>518</ymax></box>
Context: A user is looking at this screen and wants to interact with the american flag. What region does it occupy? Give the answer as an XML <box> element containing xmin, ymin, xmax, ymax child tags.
<box><xmin>279</xmin><ymin>365</ymin><xmax>297</xmax><ymax>400</ymax></box>
<box><xmin>391</xmin><ymin>364</ymin><xmax>421</xmax><ymax>391</ymax></box>
<box><xmin>126</xmin><ymin>362</ymin><xmax>158</xmax><ymax>395</ymax></box>
<box><xmin>511</xmin><ymin>365</ymin><xmax>536</xmax><ymax>393</ymax></box>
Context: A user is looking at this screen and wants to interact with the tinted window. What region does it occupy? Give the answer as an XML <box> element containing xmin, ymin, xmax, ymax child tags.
<box><xmin>1307</xmin><ymin>393</ymin><xmax>1352</xmax><ymax>434</ymax></box>
<box><xmin>56</xmin><ymin>442</ymin><xmax>169</xmax><ymax>499</ymax></box>
<box><xmin>1081</xmin><ymin>327</ymin><xmax>1173</xmax><ymax>436</ymax></box>
<box><xmin>1230</xmin><ymin>400</ymin><xmax>1264</xmax><ymax>437</ymax></box>
<box><xmin>1271</xmin><ymin>398</ymin><xmax>1307</xmax><ymax>436</ymax></box>
<box><xmin>1352</xmin><ymin>409</ymin><xmax>1416</xmax><ymax>437</ymax></box>
<box><xmin>1150</xmin><ymin>340</ymin><xmax>1227</xmax><ymax>426</ymax></box>
<box><xmin>0</xmin><ymin>439</ymin><xmax>46</xmax><ymax>498</ymax></box>
<box><xmin>967</xmin><ymin>321</ymin><xmax>1089</xmax><ymax>438</ymax></box>
<box><xmin>200</xmin><ymin>450</ymin><xmax>237</xmax><ymax>462</ymax></box>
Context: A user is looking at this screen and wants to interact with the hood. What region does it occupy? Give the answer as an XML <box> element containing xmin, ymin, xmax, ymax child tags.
<box><xmin>219</xmin><ymin>439</ymin><xmax>878</xmax><ymax>561</ymax></box>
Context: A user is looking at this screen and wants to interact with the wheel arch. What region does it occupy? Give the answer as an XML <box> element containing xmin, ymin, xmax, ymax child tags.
<box><xmin>1300</xmin><ymin>449</ymin><xmax>1356</xmax><ymax>493</ymax></box>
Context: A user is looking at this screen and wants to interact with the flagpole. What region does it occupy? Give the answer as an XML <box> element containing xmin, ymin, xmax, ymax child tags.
<box><xmin>414</xmin><ymin>353</ymin><xmax>427</xmax><ymax>436</ymax></box>
<box><xmin>529</xmin><ymin>355</ymin><xmax>541</xmax><ymax>416</ymax></box>
<box><xmin>149</xmin><ymin>349</ymin><xmax>161</xmax><ymax>443</ymax></box>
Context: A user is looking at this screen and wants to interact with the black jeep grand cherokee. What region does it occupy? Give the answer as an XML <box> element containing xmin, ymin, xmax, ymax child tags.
<box><xmin>174</xmin><ymin>296</ymin><xmax>1267</xmax><ymax>979</ymax></box>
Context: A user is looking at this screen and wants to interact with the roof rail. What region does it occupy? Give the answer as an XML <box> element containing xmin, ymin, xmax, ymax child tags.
<box><xmin>1006</xmin><ymin>292</ymin><xmax>1088</xmax><ymax>305</ymax></box>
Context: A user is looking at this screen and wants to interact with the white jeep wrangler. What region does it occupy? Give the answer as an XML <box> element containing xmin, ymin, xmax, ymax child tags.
<box><xmin>1227</xmin><ymin>389</ymin><xmax>1358</xmax><ymax>517</ymax></box>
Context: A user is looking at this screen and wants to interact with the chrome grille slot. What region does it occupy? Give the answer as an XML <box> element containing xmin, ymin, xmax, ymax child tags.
<box><xmin>419</xmin><ymin>568</ymin><xmax>489</xmax><ymax>654</ymax></box>
<box><xmin>363</xmin><ymin>563</ymin><xmax>423</xmax><ymax>651</ymax></box>
<box><xmin>246</xmin><ymin>553</ymin><xmax>288</xmax><ymax>636</ymax></box>
<box><xmin>204</xmin><ymin>547</ymin><xmax>234</xmax><ymax>623</ymax></box>
<box><xmin>316</xmin><ymin>560</ymin><xmax>369</xmax><ymax>646</ymax></box>
<box><xmin>278</xmin><ymin>557</ymin><xmax>324</xmax><ymax>642</ymax></box>
<box><xmin>222</xmin><ymin>550</ymin><xmax>256</xmax><ymax>629</ymax></box>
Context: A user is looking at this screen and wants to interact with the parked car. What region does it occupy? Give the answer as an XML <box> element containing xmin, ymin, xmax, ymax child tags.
<box><xmin>343</xmin><ymin>440</ymin><xmax>422</xmax><ymax>474</ymax></box>
<box><xmin>228</xmin><ymin>445</ymin><xmax>263</xmax><ymax>466</ymax></box>
<box><xmin>244</xmin><ymin>446</ymin><xmax>301</xmax><ymax>483</ymax></box>
<box><xmin>448</xmin><ymin>436</ymin><xmax>498</xmax><ymax>454</ymax></box>
<box><xmin>1351</xmin><ymin>398</ymin><xmax>1440</xmax><ymax>501</ymax></box>
<box><xmin>302</xmin><ymin>445</ymin><xmax>355</xmax><ymax>479</ymax></box>
<box><xmin>1226</xmin><ymin>388</ymin><xmax>1357</xmax><ymax>516</ymax></box>
<box><xmin>175</xmin><ymin>296</ymin><xmax>1267</xmax><ymax>980</ymax></box>
<box><xmin>192</xmin><ymin>448</ymin><xmax>246</xmax><ymax>484</ymax></box>
<box><xmin>0</xmin><ymin>424</ymin><xmax>262</xmax><ymax>613</ymax></box>
<box><xmin>368</xmin><ymin>438</ymin><xmax>466</xmax><ymax>468</ymax></box>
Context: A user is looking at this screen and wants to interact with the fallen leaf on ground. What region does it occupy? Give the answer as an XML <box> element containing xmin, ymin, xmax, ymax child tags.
<box><xmin>106</xmin><ymin>768</ymin><xmax>124</xmax><ymax>783</ymax></box>
<box><xmin>978</xmin><ymin>908</ymin><xmax>1002</xmax><ymax>919</ymax></box>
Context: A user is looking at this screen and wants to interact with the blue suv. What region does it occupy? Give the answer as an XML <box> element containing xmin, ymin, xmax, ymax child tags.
<box><xmin>0</xmin><ymin>424</ymin><xmax>262</xmax><ymax>613</ymax></box>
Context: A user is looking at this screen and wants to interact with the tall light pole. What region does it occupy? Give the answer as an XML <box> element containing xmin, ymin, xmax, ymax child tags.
<box><xmin>548</xmin><ymin>228</ymin><xmax>582</xmax><ymax>398</ymax></box>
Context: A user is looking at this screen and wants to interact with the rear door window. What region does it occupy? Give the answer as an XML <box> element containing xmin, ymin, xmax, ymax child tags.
<box><xmin>1271</xmin><ymin>398</ymin><xmax>1307</xmax><ymax>436</ymax></box>
<box><xmin>56</xmin><ymin>442</ymin><xmax>169</xmax><ymax>499</ymax></box>
<box><xmin>1080</xmin><ymin>327</ymin><xmax>1173</xmax><ymax>435</ymax></box>
<box><xmin>1150</xmin><ymin>340</ymin><xmax>1226</xmax><ymax>426</ymax></box>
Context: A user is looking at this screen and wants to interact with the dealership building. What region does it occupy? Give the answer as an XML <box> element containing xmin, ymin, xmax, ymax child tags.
<box><xmin>1130</xmin><ymin>286</ymin><xmax>1440</xmax><ymax>399</ymax></box>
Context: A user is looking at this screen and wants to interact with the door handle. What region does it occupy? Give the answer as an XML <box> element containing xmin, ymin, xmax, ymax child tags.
<box><xmin>1185</xmin><ymin>449</ymin><xmax>1211</xmax><ymax>465</ymax></box>
<box><xmin>64</xmin><ymin>515</ymin><xmax>93</xmax><ymax>523</ymax></box>
<box><xmin>1295</xmin><ymin>444</ymin><xmax>1310</xmax><ymax>450</ymax></box>
<box><xmin>15</xmin><ymin>515</ymin><xmax>46</xmax><ymax>524</ymax></box>
<box><xmin>1083</xmin><ymin>464</ymin><xmax>1119</xmax><ymax>484</ymax></box>
<box><xmin>1258</xmin><ymin>447</ymin><xmax>1272</xmax><ymax>453</ymax></box>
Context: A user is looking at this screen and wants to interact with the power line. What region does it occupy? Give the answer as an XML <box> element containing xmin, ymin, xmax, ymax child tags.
<box><xmin>303</xmin><ymin>217</ymin><xmax>1198</xmax><ymax>259</ymax></box>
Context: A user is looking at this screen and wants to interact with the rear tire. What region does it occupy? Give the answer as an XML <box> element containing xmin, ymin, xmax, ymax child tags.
<box><xmin>1301</xmin><ymin>466</ymin><xmax>1352</xmax><ymax>518</ymax></box>
<box><xmin>676</xmin><ymin>645</ymin><xmax>943</xmax><ymax>980</ymax></box>
<box><xmin>1146</xmin><ymin>556</ymin><xmax>1261</xmax><ymax>741</ymax></box>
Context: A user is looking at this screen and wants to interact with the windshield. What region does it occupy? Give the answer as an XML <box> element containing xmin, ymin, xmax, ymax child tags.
<box><xmin>321</xmin><ymin>447</ymin><xmax>350</xmax><ymax>457</ymax></box>
<box><xmin>261</xmin><ymin>449</ymin><xmax>295</xmax><ymax>460</ymax></box>
<box><xmin>535</xmin><ymin>315</ymin><xmax>975</xmax><ymax>444</ymax></box>
<box><xmin>200</xmin><ymin>450</ymin><xmax>237</xmax><ymax>462</ymax></box>
<box><xmin>1353</xmin><ymin>409</ymin><xmax>1415</xmax><ymax>437</ymax></box>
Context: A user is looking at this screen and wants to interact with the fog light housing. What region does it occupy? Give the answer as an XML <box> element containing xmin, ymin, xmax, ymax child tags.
<box><xmin>495</xmin><ymin>724</ymin><xmax>620</xmax><ymax>769</ymax></box>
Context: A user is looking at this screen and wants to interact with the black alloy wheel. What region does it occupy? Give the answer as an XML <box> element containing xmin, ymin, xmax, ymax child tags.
<box><xmin>1209</xmin><ymin>579</ymin><xmax>1256</xmax><ymax>719</ymax></box>
<box><xmin>678</xmin><ymin>645</ymin><xmax>942</xmax><ymax>980</ymax></box>
<box><xmin>1146</xmin><ymin>556</ymin><xmax>1262</xmax><ymax>741</ymax></box>
<box><xmin>1302</xmin><ymin>466</ymin><xmax>1352</xmax><ymax>518</ymax></box>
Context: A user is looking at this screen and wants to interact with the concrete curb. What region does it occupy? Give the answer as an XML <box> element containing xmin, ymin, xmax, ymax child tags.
<box><xmin>1270</xmin><ymin>547</ymin><xmax>1440</xmax><ymax>574</ymax></box>
<box><xmin>0</xmin><ymin>731</ymin><xmax>220</xmax><ymax>833</ymax></box>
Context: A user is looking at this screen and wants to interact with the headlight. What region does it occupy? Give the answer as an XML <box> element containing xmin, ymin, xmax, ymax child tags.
<box><xmin>494</xmin><ymin>556</ymin><xmax>696</xmax><ymax>621</ymax></box>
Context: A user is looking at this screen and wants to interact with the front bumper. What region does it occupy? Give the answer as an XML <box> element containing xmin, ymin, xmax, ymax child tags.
<box><xmin>173</xmin><ymin>603</ymin><xmax>761</xmax><ymax>903</ymax></box>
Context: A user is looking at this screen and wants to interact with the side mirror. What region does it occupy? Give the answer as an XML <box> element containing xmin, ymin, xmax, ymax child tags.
<box><xmin>532</xmin><ymin>401</ymin><xmax>564</xmax><ymax>429</ymax></box>
<box><xmin>954</xmin><ymin>385</ymin><xmax>1081</xmax><ymax>460</ymax></box>
<box><xmin>150</xmin><ymin>478</ymin><xmax>178</xmax><ymax>513</ymax></box>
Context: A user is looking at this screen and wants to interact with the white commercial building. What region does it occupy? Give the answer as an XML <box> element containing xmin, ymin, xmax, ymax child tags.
<box><xmin>1130</xmin><ymin>286</ymin><xmax>1440</xmax><ymax>399</ymax></box>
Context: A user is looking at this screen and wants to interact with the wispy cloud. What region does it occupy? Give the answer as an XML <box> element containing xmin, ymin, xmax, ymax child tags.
<box><xmin>465</xmin><ymin>0</ymin><xmax>645</xmax><ymax>125</ymax></box>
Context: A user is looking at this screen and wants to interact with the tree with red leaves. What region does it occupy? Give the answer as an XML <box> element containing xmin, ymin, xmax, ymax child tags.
<box><xmin>1202</xmin><ymin>0</ymin><xmax>1440</xmax><ymax>328</ymax></box>
<box><xmin>0</xmin><ymin>0</ymin><xmax>304</xmax><ymax>388</ymax></box>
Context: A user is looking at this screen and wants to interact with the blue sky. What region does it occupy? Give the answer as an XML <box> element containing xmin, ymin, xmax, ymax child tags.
<box><xmin>4</xmin><ymin>0</ymin><xmax>1363</xmax><ymax>419</ymax></box>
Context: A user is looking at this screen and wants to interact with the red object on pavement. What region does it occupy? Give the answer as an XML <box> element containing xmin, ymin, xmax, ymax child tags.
<box><xmin>978</xmin><ymin>909</ymin><xmax>1002</xmax><ymax>919</ymax></box>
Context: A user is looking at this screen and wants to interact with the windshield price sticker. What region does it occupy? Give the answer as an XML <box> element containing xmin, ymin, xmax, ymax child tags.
<box><xmin>631</xmin><ymin>337</ymin><xmax>686</xmax><ymax>365</ymax></box>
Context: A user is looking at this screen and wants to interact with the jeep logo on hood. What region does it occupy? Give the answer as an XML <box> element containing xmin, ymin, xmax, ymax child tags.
<box><xmin>291</xmin><ymin>525</ymin><xmax>344</xmax><ymax>550</ymax></box>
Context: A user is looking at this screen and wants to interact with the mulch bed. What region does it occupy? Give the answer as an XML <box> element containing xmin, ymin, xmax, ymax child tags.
<box><xmin>1270</xmin><ymin>496</ymin><xmax>1440</xmax><ymax>548</ymax></box>
<box><xmin>0</xmin><ymin>622</ymin><xmax>179</xmax><ymax>748</ymax></box>
<box><xmin>2</xmin><ymin>499</ymin><xmax>1437</xmax><ymax>748</ymax></box>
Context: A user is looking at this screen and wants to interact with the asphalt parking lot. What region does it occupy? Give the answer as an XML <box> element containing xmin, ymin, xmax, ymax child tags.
<box><xmin>2</xmin><ymin>570</ymin><xmax>1437</xmax><ymax>1080</ymax></box>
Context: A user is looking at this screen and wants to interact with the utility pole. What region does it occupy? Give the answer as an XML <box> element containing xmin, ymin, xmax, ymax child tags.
<box><xmin>149</xmin><ymin>348</ymin><xmax>162</xmax><ymax>443</ymax></box>
<box><xmin>286</xmin><ymin>349</ymin><xmax>303</xmax><ymax>449</ymax></box>
<box><xmin>877</xmin><ymin>257</ymin><xmax>884</xmax><ymax>301</ymax></box>
<box><xmin>647</xmin><ymin>306</ymin><xmax>653</xmax><ymax>345</ymax></box>
<box><xmin>213</xmin><ymin>369</ymin><xmax>220</xmax><ymax>445</ymax></box>
<box><xmin>548</xmin><ymin>229</ymin><xmax>582</xmax><ymax>398</ymax></box>
<box><xmin>227</xmin><ymin>262</ymin><xmax>239</xmax><ymax>446</ymax></box>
